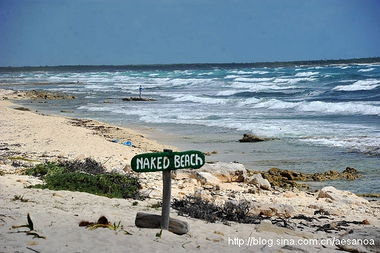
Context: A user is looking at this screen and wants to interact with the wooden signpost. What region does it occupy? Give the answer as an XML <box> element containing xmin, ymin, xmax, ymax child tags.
<box><xmin>131</xmin><ymin>149</ymin><xmax>205</xmax><ymax>234</ymax></box>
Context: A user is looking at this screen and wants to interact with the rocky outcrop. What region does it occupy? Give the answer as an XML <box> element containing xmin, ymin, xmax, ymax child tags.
<box><xmin>317</xmin><ymin>186</ymin><xmax>369</xmax><ymax>206</ymax></box>
<box><xmin>238</xmin><ymin>134</ymin><xmax>273</xmax><ymax>142</ymax></box>
<box><xmin>197</xmin><ymin>162</ymin><xmax>247</xmax><ymax>183</ymax></box>
<box><xmin>24</xmin><ymin>90</ymin><xmax>76</xmax><ymax>99</ymax></box>
<box><xmin>193</xmin><ymin>172</ymin><xmax>221</xmax><ymax>186</ymax></box>
<box><xmin>122</xmin><ymin>97</ymin><xmax>156</xmax><ymax>102</ymax></box>
<box><xmin>251</xmin><ymin>203</ymin><xmax>295</xmax><ymax>218</ymax></box>
<box><xmin>245</xmin><ymin>173</ymin><xmax>271</xmax><ymax>190</ymax></box>
<box><xmin>260</xmin><ymin>167</ymin><xmax>361</xmax><ymax>189</ymax></box>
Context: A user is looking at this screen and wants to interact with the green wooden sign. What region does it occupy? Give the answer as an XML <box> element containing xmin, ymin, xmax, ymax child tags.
<box><xmin>131</xmin><ymin>150</ymin><xmax>205</xmax><ymax>172</ymax></box>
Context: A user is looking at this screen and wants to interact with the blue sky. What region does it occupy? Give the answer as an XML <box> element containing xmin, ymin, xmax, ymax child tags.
<box><xmin>0</xmin><ymin>0</ymin><xmax>380</xmax><ymax>66</ymax></box>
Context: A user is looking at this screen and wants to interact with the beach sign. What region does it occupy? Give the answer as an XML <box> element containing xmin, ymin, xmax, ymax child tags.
<box><xmin>132</xmin><ymin>149</ymin><xmax>205</xmax><ymax>232</ymax></box>
<box><xmin>131</xmin><ymin>150</ymin><xmax>205</xmax><ymax>172</ymax></box>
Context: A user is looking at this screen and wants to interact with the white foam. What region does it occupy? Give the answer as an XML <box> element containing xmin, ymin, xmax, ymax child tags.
<box><xmin>301</xmin><ymin>136</ymin><xmax>380</xmax><ymax>155</ymax></box>
<box><xmin>173</xmin><ymin>95</ymin><xmax>227</xmax><ymax>104</ymax></box>
<box><xmin>358</xmin><ymin>68</ymin><xmax>375</xmax><ymax>72</ymax></box>
<box><xmin>234</xmin><ymin>77</ymin><xmax>273</xmax><ymax>82</ymax></box>
<box><xmin>231</xmin><ymin>81</ymin><xmax>296</xmax><ymax>91</ymax></box>
<box><xmin>224</xmin><ymin>75</ymin><xmax>242</xmax><ymax>79</ymax></box>
<box><xmin>237</xmin><ymin>97</ymin><xmax>261</xmax><ymax>106</ymax></box>
<box><xmin>251</xmin><ymin>99</ymin><xmax>380</xmax><ymax>116</ymax></box>
<box><xmin>252</xmin><ymin>99</ymin><xmax>298</xmax><ymax>109</ymax></box>
<box><xmin>216</xmin><ymin>90</ymin><xmax>242</xmax><ymax>96</ymax></box>
<box><xmin>273</xmin><ymin>77</ymin><xmax>315</xmax><ymax>84</ymax></box>
<box><xmin>333</xmin><ymin>79</ymin><xmax>380</xmax><ymax>91</ymax></box>
<box><xmin>295</xmin><ymin>72</ymin><xmax>319</xmax><ymax>77</ymax></box>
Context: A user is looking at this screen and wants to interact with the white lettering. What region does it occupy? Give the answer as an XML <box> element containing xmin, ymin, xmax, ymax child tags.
<box><xmin>150</xmin><ymin>157</ymin><xmax>156</xmax><ymax>169</ymax></box>
<box><xmin>163</xmin><ymin>157</ymin><xmax>170</xmax><ymax>169</ymax></box>
<box><xmin>184</xmin><ymin>154</ymin><xmax>190</xmax><ymax>167</ymax></box>
<box><xmin>143</xmin><ymin>158</ymin><xmax>150</xmax><ymax>169</ymax></box>
<box><xmin>180</xmin><ymin>155</ymin><xmax>184</xmax><ymax>168</ymax></box>
<box><xmin>196</xmin><ymin>154</ymin><xmax>203</xmax><ymax>166</ymax></box>
<box><xmin>190</xmin><ymin>154</ymin><xmax>196</xmax><ymax>166</ymax></box>
<box><xmin>174</xmin><ymin>155</ymin><xmax>180</xmax><ymax>168</ymax></box>
<box><xmin>136</xmin><ymin>158</ymin><xmax>144</xmax><ymax>170</ymax></box>
<box><xmin>157</xmin><ymin>157</ymin><xmax>162</xmax><ymax>169</ymax></box>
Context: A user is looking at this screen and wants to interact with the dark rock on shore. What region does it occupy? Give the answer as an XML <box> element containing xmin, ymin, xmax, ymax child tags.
<box><xmin>122</xmin><ymin>97</ymin><xmax>157</xmax><ymax>102</ymax></box>
<box><xmin>239</xmin><ymin>134</ymin><xmax>273</xmax><ymax>142</ymax></box>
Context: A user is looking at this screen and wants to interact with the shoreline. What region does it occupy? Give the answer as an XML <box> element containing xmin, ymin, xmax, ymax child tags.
<box><xmin>1</xmin><ymin>88</ymin><xmax>380</xmax><ymax>252</ymax></box>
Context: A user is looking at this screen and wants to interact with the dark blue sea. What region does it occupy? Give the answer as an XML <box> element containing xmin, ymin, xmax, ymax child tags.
<box><xmin>1</xmin><ymin>62</ymin><xmax>379</xmax><ymax>193</ymax></box>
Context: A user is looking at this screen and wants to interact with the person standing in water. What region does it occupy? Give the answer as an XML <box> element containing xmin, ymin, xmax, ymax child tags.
<box><xmin>139</xmin><ymin>85</ymin><xmax>143</xmax><ymax>99</ymax></box>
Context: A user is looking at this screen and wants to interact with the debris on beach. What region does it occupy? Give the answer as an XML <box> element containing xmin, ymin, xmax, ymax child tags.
<box><xmin>79</xmin><ymin>216</ymin><xmax>132</xmax><ymax>234</ymax></box>
<box><xmin>11</xmin><ymin>213</ymin><xmax>46</xmax><ymax>239</ymax></box>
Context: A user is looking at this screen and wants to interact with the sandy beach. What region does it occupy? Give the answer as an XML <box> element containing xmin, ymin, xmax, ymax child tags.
<box><xmin>1</xmin><ymin>89</ymin><xmax>379</xmax><ymax>253</ymax></box>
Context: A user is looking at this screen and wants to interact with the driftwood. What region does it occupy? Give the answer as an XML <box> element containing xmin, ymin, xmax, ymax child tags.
<box><xmin>135</xmin><ymin>212</ymin><xmax>189</xmax><ymax>235</ymax></box>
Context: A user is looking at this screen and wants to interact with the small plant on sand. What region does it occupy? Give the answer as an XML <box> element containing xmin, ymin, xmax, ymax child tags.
<box><xmin>25</xmin><ymin>159</ymin><xmax>141</xmax><ymax>199</ymax></box>
<box><xmin>24</xmin><ymin>162</ymin><xmax>64</xmax><ymax>177</ymax></box>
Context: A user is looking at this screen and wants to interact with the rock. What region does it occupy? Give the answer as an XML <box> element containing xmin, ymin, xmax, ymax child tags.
<box><xmin>317</xmin><ymin>186</ymin><xmax>369</xmax><ymax>206</ymax></box>
<box><xmin>194</xmin><ymin>189</ymin><xmax>213</xmax><ymax>201</ymax></box>
<box><xmin>337</xmin><ymin>228</ymin><xmax>380</xmax><ymax>253</ymax></box>
<box><xmin>239</xmin><ymin>134</ymin><xmax>272</xmax><ymax>142</ymax></box>
<box><xmin>198</xmin><ymin>162</ymin><xmax>247</xmax><ymax>182</ymax></box>
<box><xmin>193</xmin><ymin>172</ymin><xmax>221</xmax><ymax>186</ymax></box>
<box><xmin>246</xmin><ymin>173</ymin><xmax>271</xmax><ymax>190</ymax></box>
<box><xmin>252</xmin><ymin>204</ymin><xmax>295</xmax><ymax>218</ymax></box>
<box><xmin>135</xmin><ymin>212</ymin><xmax>189</xmax><ymax>235</ymax></box>
<box><xmin>342</xmin><ymin>167</ymin><xmax>360</xmax><ymax>180</ymax></box>
<box><xmin>247</xmin><ymin>185</ymin><xmax>259</xmax><ymax>194</ymax></box>
<box><xmin>122</xmin><ymin>97</ymin><xmax>157</xmax><ymax>102</ymax></box>
<box><xmin>204</xmin><ymin>151</ymin><xmax>218</xmax><ymax>156</ymax></box>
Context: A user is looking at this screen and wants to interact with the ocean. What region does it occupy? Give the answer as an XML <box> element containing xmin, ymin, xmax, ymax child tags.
<box><xmin>1</xmin><ymin>61</ymin><xmax>379</xmax><ymax>194</ymax></box>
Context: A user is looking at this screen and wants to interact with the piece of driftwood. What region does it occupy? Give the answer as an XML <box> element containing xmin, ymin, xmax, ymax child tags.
<box><xmin>135</xmin><ymin>212</ymin><xmax>189</xmax><ymax>235</ymax></box>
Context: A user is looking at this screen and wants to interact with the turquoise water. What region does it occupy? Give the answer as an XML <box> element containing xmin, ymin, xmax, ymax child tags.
<box><xmin>1</xmin><ymin>62</ymin><xmax>379</xmax><ymax>193</ymax></box>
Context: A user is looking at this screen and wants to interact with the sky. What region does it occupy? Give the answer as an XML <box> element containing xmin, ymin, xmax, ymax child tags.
<box><xmin>0</xmin><ymin>0</ymin><xmax>380</xmax><ymax>67</ymax></box>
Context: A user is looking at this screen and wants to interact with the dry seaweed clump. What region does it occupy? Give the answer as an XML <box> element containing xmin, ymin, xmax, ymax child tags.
<box><xmin>24</xmin><ymin>159</ymin><xmax>141</xmax><ymax>199</ymax></box>
<box><xmin>172</xmin><ymin>196</ymin><xmax>263</xmax><ymax>224</ymax></box>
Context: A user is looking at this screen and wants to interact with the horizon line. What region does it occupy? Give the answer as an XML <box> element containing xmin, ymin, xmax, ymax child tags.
<box><xmin>1</xmin><ymin>56</ymin><xmax>380</xmax><ymax>69</ymax></box>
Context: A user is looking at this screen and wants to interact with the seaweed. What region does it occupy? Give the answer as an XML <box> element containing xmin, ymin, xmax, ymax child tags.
<box><xmin>79</xmin><ymin>216</ymin><xmax>132</xmax><ymax>234</ymax></box>
<box><xmin>172</xmin><ymin>196</ymin><xmax>264</xmax><ymax>224</ymax></box>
